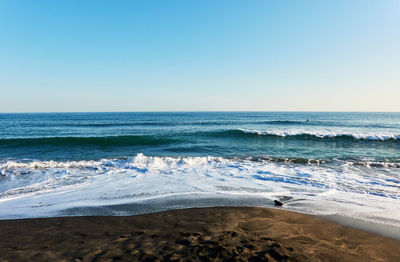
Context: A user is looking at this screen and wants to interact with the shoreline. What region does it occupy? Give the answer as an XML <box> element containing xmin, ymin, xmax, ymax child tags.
<box><xmin>59</xmin><ymin>194</ymin><xmax>400</xmax><ymax>241</ymax></box>
<box><xmin>322</xmin><ymin>213</ymin><xmax>400</xmax><ymax>241</ymax></box>
<box><xmin>2</xmin><ymin>194</ymin><xmax>400</xmax><ymax>241</ymax></box>
<box><xmin>1</xmin><ymin>206</ymin><xmax>399</xmax><ymax>261</ymax></box>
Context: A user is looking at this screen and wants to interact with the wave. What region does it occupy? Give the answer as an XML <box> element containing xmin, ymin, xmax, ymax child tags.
<box><xmin>22</xmin><ymin>122</ymin><xmax>176</xmax><ymax>128</ymax></box>
<box><xmin>11</xmin><ymin>119</ymin><xmax>398</xmax><ymax>130</ymax></box>
<box><xmin>261</xmin><ymin>120</ymin><xmax>320</xmax><ymax>125</ymax></box>
<box><xmin>259</xmin><ymin>120</ymin><xmax>397</xmax><ymax>129</ymax></box>
<box><xmin>2</xmin><ymin>154</ymin><xmax>399</xmax><ymax>174</ymax></box>
<box><xmin>0</xmin><ymin>135</ymin><xmax>175</xmax><ymax>147</ymax></box>
<box><xmin>61</xmin><ymin>121</ymin><xmax>399</xmax><ymax>130</ymax></box>
<box><xmin>1</xmin><ymin>129</ymin><xmax>399</xmax><ymax>151</ymax></box>
<box><xmin>1</xmin><ymin>153</ymin><xmax>399</xmax><ymax>224</ymax></box>
<box><xmin>0</xmin><ymin>156</ymin><xmax>324</xmax><ymax>171</ymax></box>
<box><xmin>244</xmin><ymin>156</ymin><xmax>400</xmax><ymax>167</ymax></box>
<box><xmin>235</xmin><ymin>129</ymin><xmax>400</xmax><ymax>141</ymax></box>
<box><xmin>341</xmin><ymin>160</ymin><xmax>400</xmax><ymax>168</ymax></box>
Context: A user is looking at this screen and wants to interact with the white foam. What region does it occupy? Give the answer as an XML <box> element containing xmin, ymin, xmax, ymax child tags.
<box><xmin>0</xmin><ymin>154</ymin><xmax>399</xmax><ymax>227</ymax></box>
<box><xmin>238</xmin><ymin>128</ymin><xmax>400</xmax><ymax>141</ymax></box>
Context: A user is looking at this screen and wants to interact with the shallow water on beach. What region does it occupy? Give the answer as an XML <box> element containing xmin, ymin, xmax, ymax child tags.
<box><xmin>0</xmin><ymin>112</ymin><xmax>399</xmax><ymax>227</ymax></box>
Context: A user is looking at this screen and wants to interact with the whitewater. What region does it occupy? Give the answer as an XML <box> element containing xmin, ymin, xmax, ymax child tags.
<box><xmin>0</xmin><ymin>112</ymin><xmax>399</xmax><ymax>230</ymax></box>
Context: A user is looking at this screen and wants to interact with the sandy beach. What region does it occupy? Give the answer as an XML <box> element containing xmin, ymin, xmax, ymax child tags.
<box><xmin>1</xmin><ymin>207</ymin><xmax>399</xmax><ymax>261</ymax></box>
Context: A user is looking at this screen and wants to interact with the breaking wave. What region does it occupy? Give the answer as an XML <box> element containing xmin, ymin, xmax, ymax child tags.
<box><xmin>235</xmin><ymin>129</ymin><xmax>400</xmax><ymax>141</ymax></box>
<box><xmin>0</xmin><ymin>153</ymin><xmax>399</xmax><ymax>225</ymax></box>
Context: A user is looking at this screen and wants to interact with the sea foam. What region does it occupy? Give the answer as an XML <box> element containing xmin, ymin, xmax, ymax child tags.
<box><xmin>0</xmin><ymin>154</ymin><xmax>399</xmax><ymax>227</ymax></box>
<box><xmin>238</xmin><ymin>128</ymin><xmax>400</xmax><ymax>141</ymax></box>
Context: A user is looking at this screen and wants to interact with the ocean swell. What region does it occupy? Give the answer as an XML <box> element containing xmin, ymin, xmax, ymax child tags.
<box><xmin>0</xmin><ymin>135</ymin><xmax>175</xmax><ymax>147</ymax></box>
<box><xmin>237</xmin><ymin>129</ymin><xmax>400</xmax><ymax>141</ymax></box>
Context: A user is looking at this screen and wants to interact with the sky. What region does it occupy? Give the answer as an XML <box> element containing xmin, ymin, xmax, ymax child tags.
<box><xmin>0</xmin><ymin>0</ymin><xmax>399</xmax><ymax>112</ymax></box>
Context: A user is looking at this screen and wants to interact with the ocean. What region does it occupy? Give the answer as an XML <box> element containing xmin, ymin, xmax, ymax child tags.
<box><xmin>0</xmin><ymin>112</ymin><xmax>399</xmax><ymax>227</ymax></box>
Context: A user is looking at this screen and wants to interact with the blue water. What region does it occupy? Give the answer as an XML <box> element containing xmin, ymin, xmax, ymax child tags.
<box><xmin>0</xmin><ymin>112</ymin><xmax>399</xmax><ymax>225</ymax></box>
<box><xmin>1</xmin><ymin>112</ymin><xmax>399</xmax><ymax>162</ymax></box>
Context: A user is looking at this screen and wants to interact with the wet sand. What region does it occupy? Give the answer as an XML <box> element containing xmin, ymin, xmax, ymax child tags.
<box><xmin>0</xmin><ymin>207</ymin><xmax>399</xmax><ymax>261</ymax></box>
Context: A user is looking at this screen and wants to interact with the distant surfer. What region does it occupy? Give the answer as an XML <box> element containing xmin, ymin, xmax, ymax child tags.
<box><xmin>306</xmin><ymin>118</ymin><xmax>309</xmax><ymax>122</ymax></box>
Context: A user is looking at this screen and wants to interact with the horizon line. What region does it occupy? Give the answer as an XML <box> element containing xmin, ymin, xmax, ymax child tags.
<box><xmin>1</xmin><ymin>110</ymin><xmax>399</xmax><ymax>114</ymax></box>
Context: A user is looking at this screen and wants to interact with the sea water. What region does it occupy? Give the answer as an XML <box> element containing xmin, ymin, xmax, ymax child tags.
<box><xmin>0</xmin><ymin>112</ymin><xmax>399</xmax><ymax>227</ymax></box>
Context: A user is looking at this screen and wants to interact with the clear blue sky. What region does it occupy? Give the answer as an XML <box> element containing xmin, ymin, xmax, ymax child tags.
<box><xmin>1</xmin><ymin>0</ymin><xmax>399</xmax><ymax>112</ymax></box>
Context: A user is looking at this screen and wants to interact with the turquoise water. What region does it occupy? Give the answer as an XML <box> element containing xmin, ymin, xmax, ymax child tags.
<box><xmin>0</xmin><ymin>112</ymin><xmax>399</xmax><ymax>225</ymax></box>
<box><xmin>1</xmin><ymin>112</ymin><xmax>399</xmax><ymax>161</ymax></box>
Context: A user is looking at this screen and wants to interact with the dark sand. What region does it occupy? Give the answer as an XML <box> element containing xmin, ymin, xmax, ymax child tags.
<box><xmin>1</xmin><ymin>207</ymin><xmax>399</xmax><ymax>261</ymax></box>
